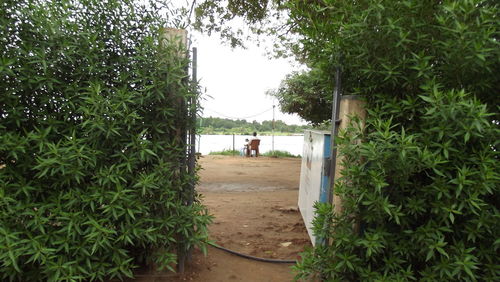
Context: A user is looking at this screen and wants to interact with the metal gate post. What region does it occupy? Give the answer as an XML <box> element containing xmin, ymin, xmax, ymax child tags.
<box><xmin>188</xmin><ymin>47</ymin><xmax>197</xmax><ymax>207</ymax></box>
<box><xmin>327</xmin><ymin>63</ymin><xmax>342</xmax><ymax>205</ymax></box>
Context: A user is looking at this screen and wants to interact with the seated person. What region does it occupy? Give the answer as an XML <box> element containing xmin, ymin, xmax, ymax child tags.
<box><xmin>246</xmin><ymin>132</ymin><xmax>260</xmax><ymax>157</ymax></box>
<box><xmin>241</xmin><ymin>139</ymin><xmax>249</xmax><ymax>156</ymax></box>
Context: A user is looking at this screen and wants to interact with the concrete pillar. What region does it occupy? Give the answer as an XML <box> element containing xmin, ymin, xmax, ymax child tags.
<box><xmin>160</xmin><ymin>27</ymin><xmax>188</xmax><ymax>57</ymax></box>
<box><xmin>332</xmin><ymin>95</ymin><xmax>367</xmax><ymax>216</ymax></box>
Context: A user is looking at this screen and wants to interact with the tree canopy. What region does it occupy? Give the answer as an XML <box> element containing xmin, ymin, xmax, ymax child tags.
<box><xmin>284</xmin><ymin>0</ymin><xmax>499</xmax><ymax>121</ymax></box>
<box><xmin>268</xmin><ymin>68</ymin><xmax>332</xmax><ymax>125</ymax></box>
<box><xmin>195</xmin><ymin>0</ymin><xmax>499</xmax><ymax>123</ymax></box>
<box><xmin>194</xmin><ymin>0</ymin><xmax>285</xmax><ymax>47</ymax></box>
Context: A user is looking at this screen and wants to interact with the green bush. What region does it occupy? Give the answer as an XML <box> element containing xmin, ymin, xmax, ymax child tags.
<box><xmin>295</xmin><ymin>87</ymin><xmax>499</xmax><ymax>281</ymax></box>
<box><xmin>0</xmin><ymin>0</ymin><xmax>211</xmax><ymax>281</ymax></box>
<box><xmin>275</xmin><ymin>0</ymin><xmax>499</xmax><ymax>123</ymax></box>
<box><xmin>208</xmin><ymin>149</ymin><xmax>240</xmax><ymax>156</ymax></box>
<box><xmin>263</xmin><ymin>150</ymin><xmax>300</xmax><ymax>158</ymax></box>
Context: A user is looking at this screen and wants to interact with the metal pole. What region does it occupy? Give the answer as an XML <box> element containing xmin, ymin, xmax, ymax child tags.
<box><xmin>198</xmin><ymin>118</ymin><xmax>202</xmax><ymax>153</ymax></box>
<box><xmin>327</xmin><ymin>62</ymin><xmax>342</xmax><ymax>204</ymax></box>
<box><xmin>272</xmin><ymin>104</ymin><xmax>275</xmax><ymax>153</ymax></box>
<box><xmin>317</xmin><ymin>58</ymin><xmax>343</xmax><ymax>251</ymax></box>
<box><xmin>182</xmin><ymin>46</ymin><xmax>198</xmax><ymax>269</ymax></box>
<box><xmin>188</xmin><ymin>47</ymin><xmax>197</xmax><ymax>206</ymax></box>
<box><xmin>197</xmin><ymin>135</ymin><xmax>201</xmax><ymax>153</ymax></box>
<box><xmin>232</xmin><ymin>134</ymin><xmax>235</xmax><ymax>156</ymax></box>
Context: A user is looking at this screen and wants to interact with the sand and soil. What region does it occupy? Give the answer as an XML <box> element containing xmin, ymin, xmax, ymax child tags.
<box><xmin>132</xmin><ymin>155</ymin><xmax>311</xmax><ymax>282</ymax></box>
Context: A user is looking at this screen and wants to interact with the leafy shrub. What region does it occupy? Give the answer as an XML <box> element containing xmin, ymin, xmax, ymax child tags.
<box><xmin>275</xmin><ymin>0</ymin><xmax>499</xmax><ymax>123</ymax></box>
<box><xmin>263</xmin><ymin>150</ymin><xmax>300</xmax><ymax>158</ymax></box>
<box><xmin>270</xmin><ymin>69</ymin><xmax>333</xmax><ymax>125</ymax></box>
<box><xmin>295</xmin><ymin>87</ymin><xmax>499</xmax><ymax>281</ymax></box>
<box><xmin>208</xmin><ymin>149</ymin><xmax>240</xmax><ymax>156</ymax></box>
<box><xmin>0</xmin><ymin>0</ymin><xmax>211</xmax><ymax>281</ymax></box>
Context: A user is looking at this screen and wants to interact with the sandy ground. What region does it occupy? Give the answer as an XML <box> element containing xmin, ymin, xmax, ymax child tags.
<box><xmin>130</xmin><ymin>155</ymin><xmax>311</xmax><ymax>282</ymax></box>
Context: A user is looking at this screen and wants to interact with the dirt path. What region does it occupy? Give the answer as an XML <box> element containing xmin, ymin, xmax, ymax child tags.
<box><xmin>182</xmin><ymin>156</ymin><xmax>310</xmax><ymax>282</ymax></box>
<box><xmin>129</xmin><ymin>155</ymin><xmax>310</xmax><ymax>282</ymax></box>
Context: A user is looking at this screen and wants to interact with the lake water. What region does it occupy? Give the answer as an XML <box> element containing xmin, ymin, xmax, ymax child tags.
<box><xmin>197</xmin><ymin>134</ymin><xmax>304</xmax><ymax>156</ymax></box>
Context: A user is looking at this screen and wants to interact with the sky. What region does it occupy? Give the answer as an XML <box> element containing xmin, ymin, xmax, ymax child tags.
<box><xmin>164</xmin><ymin>0</ymin><xmax>307</xmax><ymax>125</ymax></box>
<box><xmin>189</xmin><ymin>31</ymin><xmax>307</xmax><ymax>125</ymax></box>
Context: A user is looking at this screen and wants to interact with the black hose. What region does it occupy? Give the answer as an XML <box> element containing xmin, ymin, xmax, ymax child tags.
<box><xmin>206</xmin><ymin>241</ymin><xmax>297</xmax><ymax>264</ymax></box>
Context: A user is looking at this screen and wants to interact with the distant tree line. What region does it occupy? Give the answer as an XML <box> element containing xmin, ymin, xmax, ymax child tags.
<box><xmin>199</xmin><ymin>117</ymin><xmax>313</xmax><ymax>134</ymax></box>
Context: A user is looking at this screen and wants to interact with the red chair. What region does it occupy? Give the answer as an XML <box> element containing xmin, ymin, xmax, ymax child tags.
<box><xmin>247</xmin><ymin>139</ymin><xmax>260</xmax><ymax>157</ymax></box>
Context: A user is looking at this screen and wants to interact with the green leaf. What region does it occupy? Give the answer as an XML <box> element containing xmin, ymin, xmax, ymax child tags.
<box><xmin>419</xmin><ymin>95</ymin><xmax>435</xmax><ymax>103</ymax></box>
<box><xmin>144</xmin><ymin>149</ymin><xmax>158</xmax><ymax>157</ymax></box>
<box><xmin>9</xmin><ymin>251</ymin><xmax>21</xmax><ymax>272</ymax></box>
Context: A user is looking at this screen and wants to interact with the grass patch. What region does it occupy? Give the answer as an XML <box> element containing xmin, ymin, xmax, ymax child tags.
<box><xmin>208</xmin><ymin>149</ymin><xmax>240</xmax><ymax>156</ymax></box>
<box><xmin>263</xmin><ymin>150</ymin><xmax>301</xmax><ymax>158</ymax></box>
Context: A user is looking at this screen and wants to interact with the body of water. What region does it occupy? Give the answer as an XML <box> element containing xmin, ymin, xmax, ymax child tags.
<box><xmin>197</xmin><ymin>134</ymin><xmax>304</xmax><ymax>156</ymax></box>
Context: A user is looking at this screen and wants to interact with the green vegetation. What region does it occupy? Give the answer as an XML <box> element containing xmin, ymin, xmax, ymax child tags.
<box><xmin>194</xmin><ymin>0</ymin><xmax>499</xmax><ymax>280</ymax></box>
<box><xmin>199</xmin><ymin>117</ymin><xmax>312</xmax><ymax>135</ymax></box>
<box><xmin>263</xmin><ymin>150</ymin><xmax>300</xmax><ymax>158</ymax></box>
<box><xmin>286</xmin><ymin>1</ymin><xmax>499</xmax><ymax>280</ymax></box>
<box><xmin>208</xmin><ymin>149</ymin><xmax>240</xmax><ymax>156</ymax></box>
<box><xmin>298</xmin><ymin>88</ymin><xmax>499</xmax><ymax>281</ymax></box>
<box><xmin>1</xmin><ymin>0</ymin><xmax>498</xmax><ymax>280</ymax></box>
<box><xmin>271</xmin><ymin>0</ymin><xmax>498</xmax><ymax>124</ymax></box>
<box><xmin>270</xmin><ymin>69</ymin><xmax>332</xmax><ymax>125</ymax></box>
<box><xmin>0</xmin><ymin>1</ymin><xmax>211</xmax><ymax>281</ymax></box>
<box><xmin>208</xmin><ymin>149</ymin><xmax>299</xmax><ymax>158</ymax></box>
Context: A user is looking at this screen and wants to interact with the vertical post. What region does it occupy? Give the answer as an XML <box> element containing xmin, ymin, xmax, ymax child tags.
<box><xmin>197</xmin><ymin>135</ymin><xmax>201</xmax><ymax>153</ymax></box>
<box><xmin>232</xmin><ymin>134</ymin><xmax>235</xmax><ymax>156</ymax></box>
<box><xmin>198</xmin><ymin>118</ymin><xmax>202</xmax><ymax>153</ymax></box>
<box><xmin>161</xmin><ymin>27</ymin><xmax>189</xmax><ymax>274</ymax></box>
<box><xmin>317</xmin><ymin>62</ymin><xmax>343</xmax><ymax>248</ymax></box>
<box><xmin>184</xmin><ymin>46</ymin><xmax>198</xmax><ymax>266</ymax></box>
<box><xmin>188</xmin><ymin>47</ymin><xmax>197</xmax><ymax>206</ymax></box>
<box><xmin>327</xmin><ymin>64</ymin><xmax>342</xmax><ymax>204</ymax></box>
<box><xmin>272</xmin><ymin>104</ymin><xmax>275</xmax><ymax>153</ymax></box>
<box><xmin>332</xmin><ymin>96</ymin><xmax>366</xmax><ymax>216</ymax></box>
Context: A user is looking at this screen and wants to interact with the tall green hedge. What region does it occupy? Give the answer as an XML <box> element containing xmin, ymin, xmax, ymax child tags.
<box><xmin>0</xmin><ymin>0</ymin><xmax>211</xmax><ymax>280</ymax></box>
<box><xmin>274</xmin><ymin>0</ymin><xmax>500</xmax><ymax>280</ymax></box>
<box><xmin>295</xmin><ymin>87</ymin><xmax>499</xmax><ymax>281</ymax></box>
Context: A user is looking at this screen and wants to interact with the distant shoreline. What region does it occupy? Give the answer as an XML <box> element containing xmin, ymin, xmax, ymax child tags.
<box><xmin>198</xmin><ymin>131</ymin><xmax>305</xmax><ymax>136</ymax></box>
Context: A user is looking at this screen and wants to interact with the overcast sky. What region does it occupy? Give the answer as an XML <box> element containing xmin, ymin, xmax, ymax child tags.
<box><xmin>188</xmin><ymin>30</ymin><xmax>307</xmax><ymax>125</ymax></box>
<box><xmin>165</xmin><ymin>1</ymin><xmax>306</xmax><ymax>124</ymax></box>
<box><xmin>164</xmin><ymin>0</ymin><xmax>306</xmax><ymax>125</ymax></box>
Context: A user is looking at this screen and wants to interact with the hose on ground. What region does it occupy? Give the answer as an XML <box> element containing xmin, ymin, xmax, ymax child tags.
<box><xmin>206</xmin><ymin>241</ymin><xmax>297</xmax><ymax>264</ymax></box>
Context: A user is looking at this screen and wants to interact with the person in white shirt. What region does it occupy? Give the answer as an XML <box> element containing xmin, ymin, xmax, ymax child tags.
<box><xmin>246</xmin><ymin>132</ymin><xmax>259</xmax><ymax>156</ymax></box>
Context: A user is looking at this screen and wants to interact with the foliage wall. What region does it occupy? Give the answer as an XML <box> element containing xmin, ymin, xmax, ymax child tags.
<box><xmin>282</xmin><ymin>0</ymin><xmax>500</xmax><ymax>280</ymax></box>
<box><xmin>276</xmin><ymin>0</ymin><xmax>500</xmax><ymax>123</ymax></box>
<box><xmin>0</xmin><ymin>0</ymin><xmax>210</xmax><ymax>280</ymax></box>
<box><xmin>296</xmin><ymin>87</ymin><xmax>499</xmax><ymax>281</ymax></box>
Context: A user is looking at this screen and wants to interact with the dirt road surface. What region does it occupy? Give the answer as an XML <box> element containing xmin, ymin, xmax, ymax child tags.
<box><xmin>131</xmin><ymin>155</ymin><xmax>311</xmax><ymax>282</ymax></box>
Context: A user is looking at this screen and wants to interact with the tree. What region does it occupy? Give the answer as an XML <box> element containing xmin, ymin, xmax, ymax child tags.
<box><xmin>198</xmin><ymin>117</ymin><xmax>310</xmax><ymax>134</ymax></box>
<box><xmin>286</xmin><ymin>0</ymin><xmax>498</xmax><ymax>119</ymax></box>
<box><xmin>195</xmin><ymin>0</ymin><xmax>499</xmax><ymax>123</ymax></box>
<box><xmin>268</xmin><ymin>68</ymin><xmax>332</xmax><ymax>125</ymax></box>
<box><xmin>194</xmin><ymin>0</ymin><xmax>285</xmax><ymax>47</ymax></box>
